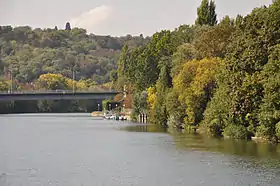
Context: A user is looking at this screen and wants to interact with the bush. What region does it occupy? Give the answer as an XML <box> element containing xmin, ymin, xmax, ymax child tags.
<box><xmin>209</xmin><ymin>119</ymin><xmax>223</xmax><ymax>136</ymax></box>
<box><xmin>275</xmin><ymin>122</ymin><xmax>280</xmax><ymax>140</ymax></box>
<box><xmin>223</xmin><ymin>124</ymin><xmax>248</xmax><ymax>139</ymax></box>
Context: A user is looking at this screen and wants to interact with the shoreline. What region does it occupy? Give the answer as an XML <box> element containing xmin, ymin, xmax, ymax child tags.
<box><xmin>91</xmin><ymin>111</ymin><xmax>132</xmax><ymax>121</ymax></box>
<box><xmin>90</xmin><ymin>112</ymin><xmax>278</xmax><ymax>144</ymax></box>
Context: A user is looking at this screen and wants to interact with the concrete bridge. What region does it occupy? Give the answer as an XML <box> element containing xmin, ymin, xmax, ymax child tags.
<box><xmin>0</xmin><ymin>90</ymin><xmax>121</xmax><ymax>101</ymax></box>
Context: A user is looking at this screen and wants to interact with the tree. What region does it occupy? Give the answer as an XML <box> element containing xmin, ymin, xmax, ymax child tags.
<box><xmin>193</xmin><ymin>19</ymin><xmax>235</xmax><ymax>59</ymax></box>
<box><xmin>117</xmin><ymin>30</ymin><xmax>180</xmax><ymax>91</ymax></box>
<box><xmin>202</xmin><ymin>1</ymin><xmax>280</xmax><ymax>140</ymax></box>
<box><xmin>131</xmin><ymin>90</ymin><xmax>148</xmax><ymax>121</ymax></box>
<box><xmin>258</xmin><ymin>44</ymin><xmax>280</xmax><ymax>141</ymax></box>
<box><xmin>196</xmin><ymin>0</ymin><xmax>210</xmax><ymax>26</ymax></box>
<box><xmin>0</xmin><ymin>80</ymin><xmax>8</xmax><ymax>91</ymax></box>
<box><xmin>234</xmin><ymin>14</ymin><xmax>243</xmax><ymax>28</ymax></box>
<box><xmin>109</xmin><ymin>69</ymin><xmax>118</xmax><ymax>82</ymax></box>
<box><xmin>149</xmin><ymin>57</ymin><xmax>172</xmax><ymax>126</ymax></box>
<box><xmin>173</xmin><ymin>58</ymin><xmax>221</xmax><ymax>128</ymax></box>
<box><xmin>195</xmin><ymin>0</ymin><xmax>217</xmax><ymax>26</ymax></box>
<box><xmin>65</xmin><ymin>22</ymin><xmax>71</xmax><ymax>31</ymax></box>
<box><xmin>36</xmin><ymin>73</ymin><xmax>70</xmax><ymax>90</ymax></box>
<box><xmin>208</xmin><ymin>0</ymin><xmax>217</xmax><ymax>26</ymax></box>
<box><xmin>171</xmin><ymin>43</ymin><xmax>196</xmax><ymax>77</ymax></box>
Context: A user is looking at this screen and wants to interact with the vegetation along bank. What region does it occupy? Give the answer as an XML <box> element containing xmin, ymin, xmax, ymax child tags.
<box><xmin>0</xmin><ymin>0</ymin><xmax>280</xmax><ymax>142</ymax></box>
<box><xmin>115</xmin><ymin>0</ymin><xmax>280</xmax><ymax>142</ymax></box>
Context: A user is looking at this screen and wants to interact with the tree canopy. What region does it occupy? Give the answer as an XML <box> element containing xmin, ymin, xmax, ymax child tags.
<box><xmin>116</xmin><ymin>0</ymin><xmax>280</xmax><ymax>142</ymax></box>
<box><xmin>0</xmin><ymin>24</ymin><xmax>150</xmax><ymax>88</ymax></box>
<box><xmin>195</xmin><ymin>0</ymin><xmax>217</xmax><ymax>26</ymax></box>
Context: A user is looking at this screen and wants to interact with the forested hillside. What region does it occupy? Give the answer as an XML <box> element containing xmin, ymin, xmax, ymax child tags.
<box><xmin>0</xmin><ymin>23</ymin><xmax>150</xmax><ymax>113</ymax></box>
<box><xmin>0</xmin><ymin>22</ymin><xmax>150</xmax><ymax>91</ymax></box>
<box><xmin>116</xmin><ymin>0</ymin><xmax>280</xmax><ymax>142</ymax></box>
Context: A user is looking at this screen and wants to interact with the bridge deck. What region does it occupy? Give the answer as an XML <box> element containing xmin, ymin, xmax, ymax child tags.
<box><xmin>0</xmin><ymin>91</ymin><xmax>121</xmax><ymax>101</ymax></box>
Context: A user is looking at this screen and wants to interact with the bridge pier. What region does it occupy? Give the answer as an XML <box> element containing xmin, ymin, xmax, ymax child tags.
<box><xmin>139</xmin><ymin>114</ymin><xmax>142</xmax><ymax>123</ymax></box>
<box><xmin>144</xmin><ymin>114</ymin><xmax>148</xmax><ymax>124</ymax></box>
<box><xmin>138</xmin><ymin>113</ymin><xmax>148</xmax><ymax>124</ymax></box>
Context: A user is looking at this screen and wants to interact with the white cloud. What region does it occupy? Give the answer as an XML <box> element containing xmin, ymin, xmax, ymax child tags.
<box><xmin>70</xmin><ymin>5</ymin><xmax>113</xmax><ymax>33</ymax></box>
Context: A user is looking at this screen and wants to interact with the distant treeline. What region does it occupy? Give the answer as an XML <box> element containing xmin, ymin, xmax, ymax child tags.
<box><xmin>0</xmin><ymin>22</ymin><xmax>150</xmax><ymax>87</ymax></box>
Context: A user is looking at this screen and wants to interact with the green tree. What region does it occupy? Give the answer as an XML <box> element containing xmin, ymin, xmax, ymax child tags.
<box><xmin>234</xmin><ymin>14</ymin><xmax>243</xmax><ymax>28</ymax></box>
<box><xmin>195</xmin><ymin>0</ymin><xmax>217</xmax><ymax>26</ymax></box>
<box><xmin>65</xmin><ymin>22</ymin><xmax>71</xmax><ymax>31</ymax></box>
<box><xmin>258</xmin><ymin>44</ymin><xmax>280</xmax><ymax>141</ymax></box>
<box><xmin>109</xmin><ymin>69</ymin><xmax>118</xmax><ymax>82</ymax></box>
<box><xmin>149</xmin><ymin>56</ymin><xmax>173</xmax><ymax>126</ymax></box>
<box><xmin>202</xmin><ymin>1</ymin><xmax>280</xmax><ymax>140</ymax></box>
<box><xmin>131</xmin><ymin>90</ymin><xmax>148</xmax><ymax>121</ymax></box>
<box><xmin>208</xmin><ymin>0</ymin><xmax>218</xmax><ymax>26</ymax></box>
<box><xmin>193</xmin><ymin>18</ymin><xmax>235</xmax><ymax>59</ymax></box>
<box><xmin>171</xmin><ymin>43</ymin><xmax>196</xmax><ymax>77</ymax></box>
<box><xmin>196</xmin><ymin>0</ymin><xmax>210</xmax><ymax>26</ymax></box>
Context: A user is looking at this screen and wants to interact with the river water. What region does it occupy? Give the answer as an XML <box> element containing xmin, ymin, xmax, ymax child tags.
<box><xmin>0</xmin><ymin>113</ymin><xmax>280</xmax><ymax>186</ymax></box>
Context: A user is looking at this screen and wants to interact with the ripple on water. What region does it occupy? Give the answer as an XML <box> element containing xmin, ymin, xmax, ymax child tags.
<box><xmin>1</xmin><ymin>114</ymin><xmax>280</xmax><ymax>186</ymax></box>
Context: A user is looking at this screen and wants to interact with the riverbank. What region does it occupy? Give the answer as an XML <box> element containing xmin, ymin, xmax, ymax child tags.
<box><xmin>91</xmin><ymin>109</ymin><xmax>277</xmax><ymax>144</ymax></box>
<box><xmin>91</xmin><ymin>111</ymin><xmax>103</xmax><ymax>117</ymax></box>
<box><xmin>91</xmin><ymin>110</ymin><xmax>132</xmax><ymax>121</ymax></box>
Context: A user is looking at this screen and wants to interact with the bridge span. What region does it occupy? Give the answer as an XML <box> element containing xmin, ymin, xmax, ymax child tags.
<box><xmin>0</xmin><ymin>90</ymin><xmax>121</xmax><ymax>101</ymax></box>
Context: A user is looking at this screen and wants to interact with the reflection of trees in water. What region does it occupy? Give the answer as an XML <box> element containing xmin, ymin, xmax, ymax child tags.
<box><xmin>123</xmin><ymin>124</ymin><xmax>280</xmax><ymax>168</ymax></box>
<box><xmin>123</xmin><ymin>124</ymin><xmax>168</xmax><ymax>133</ymax></box>
<box><xmin>170</xmin><ymin>131</ymin><xmax>280</xmax><ymax>168</ymax></box>
<box><xmin>122</xmin><ymin>124</ymin><xmax>280</xmax><ymax>167</ymax></box>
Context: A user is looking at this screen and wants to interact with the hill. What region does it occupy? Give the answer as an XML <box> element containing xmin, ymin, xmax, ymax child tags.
<box><xmin>0</xmin><ymin>23</ymin><xmax>150</xmax><ymax>89</ymax></box>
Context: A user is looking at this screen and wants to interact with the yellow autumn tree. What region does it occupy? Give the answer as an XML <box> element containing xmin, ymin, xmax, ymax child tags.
<box><xmin>76</xmin><ymin>80</ymin><xmax>87</xmax><ymax>90</ymax></box>
<box><xmin>37</xmin><ymin>73</ymin><xmax>70</xmax><ymax>90</ymax></box>
<box><xmin>147</xmin><ymin>86</ymin><xmax>156</xmax><ymax>110</ymax></box>
<box><xmin>69</xmin><ymin>79</ymin><xmax>98</xmax><ymax>91</ymax></box>
<box><xmin>0</xmin><ymin>80</ymin><xmax>9</xmax><ymax>91</ymax></box>
<box><xmin>173</xmin><ymin>57</ymin><xmax>221</xmax><ymax>128</ymax></box>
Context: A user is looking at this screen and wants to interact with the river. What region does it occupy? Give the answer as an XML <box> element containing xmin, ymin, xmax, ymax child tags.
<box><xmin>0</xmin><ymin>113</ymin><xmax>280</xmax><ymax>186</ymax></box>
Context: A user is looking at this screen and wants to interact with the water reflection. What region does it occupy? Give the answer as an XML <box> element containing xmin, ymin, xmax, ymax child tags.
<box><xmin>121</xmin><ymin>124</ymin><xmax>168</xmax><ymax>133</ymax></box>
<box><xmin>2</xmin><ymin>115</ymin><xmax>280</xmax><ymax>186</ymax></box>
<box><xmin>122</xmin><ymin>124</ymin><xmax>280</xmax><ymax>167</ymax></box>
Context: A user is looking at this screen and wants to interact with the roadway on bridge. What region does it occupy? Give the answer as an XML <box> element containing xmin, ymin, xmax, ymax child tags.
<box><xmin>0</xmin><ymin>91</ymin><xmax>121</xmax><ymax>101</ymax></box>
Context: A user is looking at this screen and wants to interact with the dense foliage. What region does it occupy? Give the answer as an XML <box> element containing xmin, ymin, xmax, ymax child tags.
<box><xmin>117</xmin><ymin>0</ymin><xmax>280</xmax><ymax>142</ymax></box>
<box><xmin>0</xmin><ymin>23</ymin><xmax>149</xmax><ymax>113</ymax></box>
<box><xmin>0</xmin><ymin>23</ymin><xmax>149</xmax><ymax>87</ymax></box>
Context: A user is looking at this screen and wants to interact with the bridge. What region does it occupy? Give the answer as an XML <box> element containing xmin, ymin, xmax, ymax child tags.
<box><xmin>0</xmin><ymin>90</ymin><xmax>121</xmax><ymax>101</ymax></box>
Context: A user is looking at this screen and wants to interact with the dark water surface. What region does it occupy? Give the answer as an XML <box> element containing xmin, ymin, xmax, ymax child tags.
<box><xmin>1</xmin><ymin>113</ymin><xmax>280</xmax><ymax>186</ymax></box>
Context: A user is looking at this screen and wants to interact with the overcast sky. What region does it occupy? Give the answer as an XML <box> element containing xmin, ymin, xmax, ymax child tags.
<box><xmin>0</xmin><ymin>0</ymin><xmax>273</xmax><ymax>36</ymax></box>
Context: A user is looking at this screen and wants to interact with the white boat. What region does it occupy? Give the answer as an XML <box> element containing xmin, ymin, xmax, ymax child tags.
<box><xmin>110</xmin><ymin>115</ymin><xmax>116</xmax><ymax>120</ymax></box>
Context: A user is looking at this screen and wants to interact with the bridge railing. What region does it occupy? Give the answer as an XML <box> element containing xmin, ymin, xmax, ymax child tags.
<box><xmin>0</xmin><ymin>89</ymin><xmax>120</xmax><ymax>94</ymax></box>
